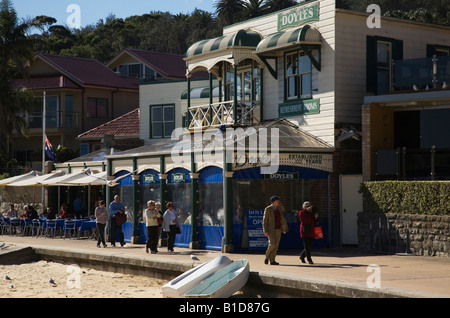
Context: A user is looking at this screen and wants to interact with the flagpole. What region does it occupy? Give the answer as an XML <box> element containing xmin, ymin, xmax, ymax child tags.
<box><xmin>42</xmin><ymin>91</ymin><xmax>46</xmax><ymax>210</ymax></box>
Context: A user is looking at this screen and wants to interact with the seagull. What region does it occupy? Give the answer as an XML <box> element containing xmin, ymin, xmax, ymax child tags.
<box><xmin>5</xmin><ymin>275</ymin><xmax>11</xmax><ymax>280</ymax></box>
<box><xmin>191</xmin><ymin>254</ymin><xmax>200</xmax><ymax>267</ymax></box>
<box><xmin>49</xmin><ymin>278</ymin><xmax>56</xmax><ymax>286</ymax></box>
<box><xmin>9</xmin><ymin>284</ymin><xmax>13</xmax><ymax>289</ymax></box>
<box><xmin>443</xmin><ymin>82</ymin><xmax>447</xmax><ymax>89</ymax></box>
<box><xmin>413</xmin><ymin>85</ymin><xmax>419</xmax><ymax>91</ymax></box>
<box><xmin>0</xmin><ymin>242</ymin><xmax>5</xmax><ymax>248</ymax></box>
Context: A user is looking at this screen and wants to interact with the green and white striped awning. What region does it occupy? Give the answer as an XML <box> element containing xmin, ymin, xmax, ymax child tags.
<box><xmin>181</xmin><ymin>87</ymin><xmax>220</xmax><ymax>100</ymax></box>
<box><xmin>186</xmin><ymin>29</ymin><xmax>262</xmax><ymax>58</ymax></box>
<box><xmin>256</xmin><ymin>25</ymin><xmax>321</xmax><ymax>55</ymax></box>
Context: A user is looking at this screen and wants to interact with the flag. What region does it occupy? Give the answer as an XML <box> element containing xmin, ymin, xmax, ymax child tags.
<box><xmin>45</xmin><ymin>135</ymin><xmax>58</xmax><ymax>163</ymax></box>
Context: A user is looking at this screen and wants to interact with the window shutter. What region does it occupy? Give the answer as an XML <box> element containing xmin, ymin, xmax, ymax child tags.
<box><xmin>366</xmin><ymin>36</ymin><xmax>377</xmax><ymax>94</ymax></box>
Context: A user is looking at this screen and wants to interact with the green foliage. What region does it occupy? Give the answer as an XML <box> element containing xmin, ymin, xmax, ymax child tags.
<box><xmin>337</xmin><ymin>0</ymin><xmax>450</xmax><ymax>26</ymax></box>
<box><xmin>360</xmin><ymin>181</ymin><xmax>450</xmax><ymax>215</ymax></box>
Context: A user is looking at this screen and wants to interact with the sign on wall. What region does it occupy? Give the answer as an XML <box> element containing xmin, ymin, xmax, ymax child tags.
<box><xmin>246</xmin><ymin>209</ymin><xmax>268</xmax><ymax>250</ymax></box>
<box><xmin>279</xmin><ymin>98</ymin><xmax>320</xmax><ymax>117</ymax></box>
<box><xmin>278</xmin><ymin>2</ymin><xmax>319</xmax><ymax>31</ymax></box>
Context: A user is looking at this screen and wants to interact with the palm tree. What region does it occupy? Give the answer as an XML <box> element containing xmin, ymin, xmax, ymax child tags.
<box><xmin>263</xmin><ymin>0</ymin><xmax>298</xmax><ymax>13</ymax></box>
<box><xmin>241</xmin><ymin>0</ymin><xmax>266</xmax><ymax>20</ymax></box>
<box><xmin>214</xmin><ymin>0</ymin><xmax>245</xmax><ymax>25</ymax></box>
<box><xmin>0</xmin><ymin>0</ymin><xmax>54</xmax><ymax>153</ymax></box>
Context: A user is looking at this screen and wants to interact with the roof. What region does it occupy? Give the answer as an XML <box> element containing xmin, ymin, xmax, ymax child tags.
<box><xmin>186</xmin><ymin>29</ymin><xmax>262</xmax><ymax>58</ymax></box>
<box><xmin>78</xmin><ymin>108</ymin><xmax>140</xmax><ymax>140</ymax></box>
<box><xmin>35</xmin><ymin>53</ymin><xmax>139</xmax><ymax>90</ymax></box>
<box><xmin>107</xmin><ymin>118</ymin><xmax>334</xmax><ymax>159</ymax></box>
<box><xmin>108</xmin><ymin>48</ymin><xmax>208</xmax><ymax>79</ymax></box>
<box><xmin>11</xmin><ymin>75</ymin><xmax>80</xmax><ymax>90</ymax></box>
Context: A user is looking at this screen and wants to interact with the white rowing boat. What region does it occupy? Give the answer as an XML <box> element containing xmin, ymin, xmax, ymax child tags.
<box><xmin>161</xmin><ymin>255</ymin><xmax>232</xmax><ymax>298</ymax></box>
<box><xmin>184</xmin><ymin>259</ymin><xmax>250</xmax><ymax>298</ymax></box>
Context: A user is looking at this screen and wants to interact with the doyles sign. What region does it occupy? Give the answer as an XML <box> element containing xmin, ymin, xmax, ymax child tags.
<box><xmin>246</xmin><ymin>210</ymin><xmax>268</xmax><ymax>250</ymax></box>
<box><xmin>278</xmin><ymin>3</ymin><xmax>319</xmax><ymax>31</ymax></box>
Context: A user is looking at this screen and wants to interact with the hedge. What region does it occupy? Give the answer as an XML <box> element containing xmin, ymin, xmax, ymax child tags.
<box><xmin>359</xmin><ymin>181</ymin><xmax>450</xmax><ymax>215</ymax></box>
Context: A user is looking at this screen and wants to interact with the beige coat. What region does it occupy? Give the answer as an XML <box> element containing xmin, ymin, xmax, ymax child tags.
<box><xmin>263</xmin><ymin>205</ymin><xmax>288</xmax><ymax>235</ymax></box>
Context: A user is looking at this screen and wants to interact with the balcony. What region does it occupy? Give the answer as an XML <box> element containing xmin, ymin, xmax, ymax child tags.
<box><xmin>188</xmin><ymin>100</ymin><xmax>260</xmax><ymax>130</ymax></box>
<box><xmin>393</xmin><ymin>55</ymin><xmax>449</xmax><ymax>92</ymax></box>
<box><xmin>375</xmin><ymin>147</ymin><xmax>450</xmax><ymax>180</ymax></box>
<box><xmin>28</xmin><ymin>111</ymin><xmax>80</xmax><ymax>130</ymax></box>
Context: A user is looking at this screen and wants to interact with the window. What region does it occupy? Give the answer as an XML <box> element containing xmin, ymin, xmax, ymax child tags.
<box><xmin>377</xmin><ymin>41</ymin><xmax>392</xmax><ymax>94</ymax></box>
<box><xmin>150</xmin><ymin>104</ymin><xmax>175</xmax><ymax>138</ymax></box>
<box><xmin>224</xmin><ymin>61</ymin><xmax>262</xmax><ymax>102</ymax></box>
<box><xmin>366</xmin><ymin>36</ymin><xmax>403</xmax><ymax>94</ymax></box>
<box><xmin>285</xmin><ymin>51</ymin><xmax>312</xmax><ymax>100</ymax></box>
<box><xmin>87</xmin><ymin>98</ymin><xmax>108</xmax><ymax>118</ymax></box>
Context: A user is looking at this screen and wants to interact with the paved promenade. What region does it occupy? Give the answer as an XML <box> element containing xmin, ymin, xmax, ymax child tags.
<box><xmin>1</xmin><ymin>235</ymin><xmax>449</xmax><ymax>298</ymax></box>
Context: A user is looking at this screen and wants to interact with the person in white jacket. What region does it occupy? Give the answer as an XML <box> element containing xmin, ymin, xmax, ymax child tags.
<box><xmin>162</xmin><ymin>202</ymin><xmax>182</xmax><ymax>252</ymax></box>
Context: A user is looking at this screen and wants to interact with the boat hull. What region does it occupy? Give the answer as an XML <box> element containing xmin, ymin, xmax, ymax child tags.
<box><xmin>184</xmin><ymin>259</ymin><xmax>250</xmax><ymax>298</ymax></box>
<box><xmin>161</xmin><ymin>255</ymin><xmax>232</xmax><ymax>298</ymax></box>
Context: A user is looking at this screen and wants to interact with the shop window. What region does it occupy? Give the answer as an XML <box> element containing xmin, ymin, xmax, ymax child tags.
<box><xmin>284</xmin><ymin>51</ymin><xmax>312</xmax><ymax>100</ymax></box>
<box><xmin>150</xmin><ymin>104</ymin><xmax>175</xmax><ymax>139</ymax></box>
<box><xmin>87</xmin><ymin>98</ymin><xmax>108</xmax><ymax>118</ymax></box>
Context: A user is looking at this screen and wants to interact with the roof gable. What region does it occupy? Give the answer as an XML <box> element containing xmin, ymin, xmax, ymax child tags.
<box><xmin>35</xmin><ymin>53</ymin><xmax>138</xmax><ymax>90</ymax></box>
<box><xmin>78</xmin><ymin>108</ymin><xmax>140</xmax><ymax>139</ymax></box>
<box><xmin>108</xmin><ymin>49</ymin><xmax>208</xmax><ymax>79</ymax></box>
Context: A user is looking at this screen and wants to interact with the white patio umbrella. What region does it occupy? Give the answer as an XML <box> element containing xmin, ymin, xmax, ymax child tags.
<box><xmin>0</xmin><ymin>171</ymin><xmax>41</xmax><ymax>186</ymax></box>
<box><xmin>63</xmin><ymin>171</ymin><xmax>107</xmax><ymax>186</ymax></box>
<box><xmin>39</xmin><ymin>169</ymin><xmax>93</xmax><ymax>186</ymax></box>
<box><xmin>6</xmin><ymin>171</ymin><xmax>66</xmax><ymax>187</ymax></box>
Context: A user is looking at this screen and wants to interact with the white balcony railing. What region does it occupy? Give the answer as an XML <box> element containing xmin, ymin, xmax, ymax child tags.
<box><xmin>188</xmin><ymin>100</ymin><xmax>260</xmax><ymax>130</ymax></box>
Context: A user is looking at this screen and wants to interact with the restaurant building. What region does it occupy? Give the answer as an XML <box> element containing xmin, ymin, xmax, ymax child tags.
<box><xmin>106</xmin><ymin>0</ymin><xmax>450</xmax><ymax>251</ymax></box>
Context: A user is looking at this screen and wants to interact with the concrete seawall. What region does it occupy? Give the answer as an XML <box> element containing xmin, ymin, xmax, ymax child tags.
<box><xmin>2</xmin><ymin>243</ymin><xmax>446</xmax><ymax>298</ymax></box>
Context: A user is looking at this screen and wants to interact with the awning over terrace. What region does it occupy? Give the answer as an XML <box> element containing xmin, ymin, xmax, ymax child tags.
<box><xmin>255</xmin><ymin>24</ymin><xmax>321</xmax><ymax>55</ymax></box>
<box><xmin>185</xmin><ymin>29</ymin><xmax>263</xmax><ymax>76</ymax></box>
<box><xmin>1</xmin><ymin>169</ymin><xmax>107</xmax><ymax>187</ymax></box>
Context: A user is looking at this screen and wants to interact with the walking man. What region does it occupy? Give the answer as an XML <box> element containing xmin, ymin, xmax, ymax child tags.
<box><xmin>263</xmin><ymin>195</ymin><xmax>288</xmax><ymax>265</ymax></box>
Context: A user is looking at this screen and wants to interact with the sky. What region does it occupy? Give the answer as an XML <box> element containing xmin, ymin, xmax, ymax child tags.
<box><xmin>12</xmin><ymin>0</ymin><xmax>216</xmax><ymax>28</ymax></box>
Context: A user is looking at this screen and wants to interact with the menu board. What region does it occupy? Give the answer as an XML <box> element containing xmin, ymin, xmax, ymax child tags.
<box><xmin>246</xmin><ymin>209</ymin><xmax>268</xmax><ymax>250</ymax></box>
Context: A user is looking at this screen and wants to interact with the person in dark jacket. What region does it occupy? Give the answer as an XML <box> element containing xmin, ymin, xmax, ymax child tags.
<box><xmin>298</xmin><ymin>201</ymin><xmax>318</xmax><ymax>264</ymax></box>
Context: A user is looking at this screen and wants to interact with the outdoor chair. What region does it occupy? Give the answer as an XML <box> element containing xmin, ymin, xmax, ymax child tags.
<box><xmin>31</xmin><ymin>219</ymin><xmax>42</xmax><ymax>238</ymax></box>
<box><xmin>0</xmin><ymin>218</ymin><xmax>8</xmax><ymax>235</ymax></box>
<box><xmin>22</xmin><ymin>219</ymin><xmax>33</xmax><ymax>236</ymax></box>
<box><xmin>63</xmin><ymin>220</ymin><xmax>76</xmax><ymax>239</ymax></box>
<box><xmin>45</xmin><ymin>220</ymin><xmax>56</xmax><ymax>238</ymax></box>
<box><xmin>9</xmin><ymin>219</ymin><xmax>20</xmax><ymax>236</ymax></box>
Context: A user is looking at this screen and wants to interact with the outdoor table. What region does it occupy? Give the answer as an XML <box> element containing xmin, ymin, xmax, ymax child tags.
<box><xmin>78</xmin><ymin>220</ymin><xmax>97</xmax><ymax>239</ymax></box>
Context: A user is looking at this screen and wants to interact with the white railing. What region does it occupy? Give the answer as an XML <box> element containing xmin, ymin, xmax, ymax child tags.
<box><xmin>188</xmin><ymin>100</ymin><xmax>260</xmax><ymax>130</ymax></box>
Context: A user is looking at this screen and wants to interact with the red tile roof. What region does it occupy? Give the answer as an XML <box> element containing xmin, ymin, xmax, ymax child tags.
<box><xmin>111</xmin><ymin>49</ymin><xmax>208</xmax><ymax>79</ymax></box>
<box><xmin>78</xmin><ymin>108</ymin><xmax>140</xmax><ymax>139</ymax></box>
<box><xmin>36</xmin><ymin>53</ymin><xmax>139</xmax><ymax>90</ymax></box>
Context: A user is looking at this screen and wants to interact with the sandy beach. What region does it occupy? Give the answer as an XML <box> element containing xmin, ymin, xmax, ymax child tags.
<box><xmin>0</xmin><ymin>260</ymin><xmax>167</xmax><ymax>298</ymax></box>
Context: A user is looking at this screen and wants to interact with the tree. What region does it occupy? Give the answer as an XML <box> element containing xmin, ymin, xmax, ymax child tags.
<box><xmin>214</xmin><ymin>0</ymin><xmax>245</xmax><ymax>25</ymax></box>
<box><xmin>241</xmin><ymin>0</ymin><xmax>266</xmax><ymax>20</ymax></box>
<box><xmin>263</xmin><ymin>0</ymin><xmax>297</xmax><ymax>13</ymax></box>
<box><xmin>0</xmin><ymin>0</ymin><xmax>54</xmax><ymax>153</ymax></box>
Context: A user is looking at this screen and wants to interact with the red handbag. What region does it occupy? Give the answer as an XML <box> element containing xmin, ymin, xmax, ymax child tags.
<box><xmin>314</xmin><ymin>226</ymin><xmax>324</xmax><ymax>240</ymax></box>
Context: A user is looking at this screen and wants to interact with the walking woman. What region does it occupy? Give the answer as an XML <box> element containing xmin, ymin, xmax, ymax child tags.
<box><xmin>298</xmin><ymin>201</ymin><xmax>318</xmax><ymax>264</ymax></box>
<box><xmin>162</xmin><ymin>202</ymin><xmax>181</xmax><ymax>252</ymax></box>
<box><xmin>95</xmin><ymin>201</ymin><xmax>107</xmax><ymax>248</ymax></box>
<box><xmin>145</xmin><ymin>200</ymin><xmax>161</xmax><ymax>254</ymax></box>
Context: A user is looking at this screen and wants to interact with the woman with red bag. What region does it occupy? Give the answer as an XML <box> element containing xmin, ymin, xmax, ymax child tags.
<box><xmin>298</xmin><ymin>201</ymin><xmax>318</xmax><ymax>264</ymax></box>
